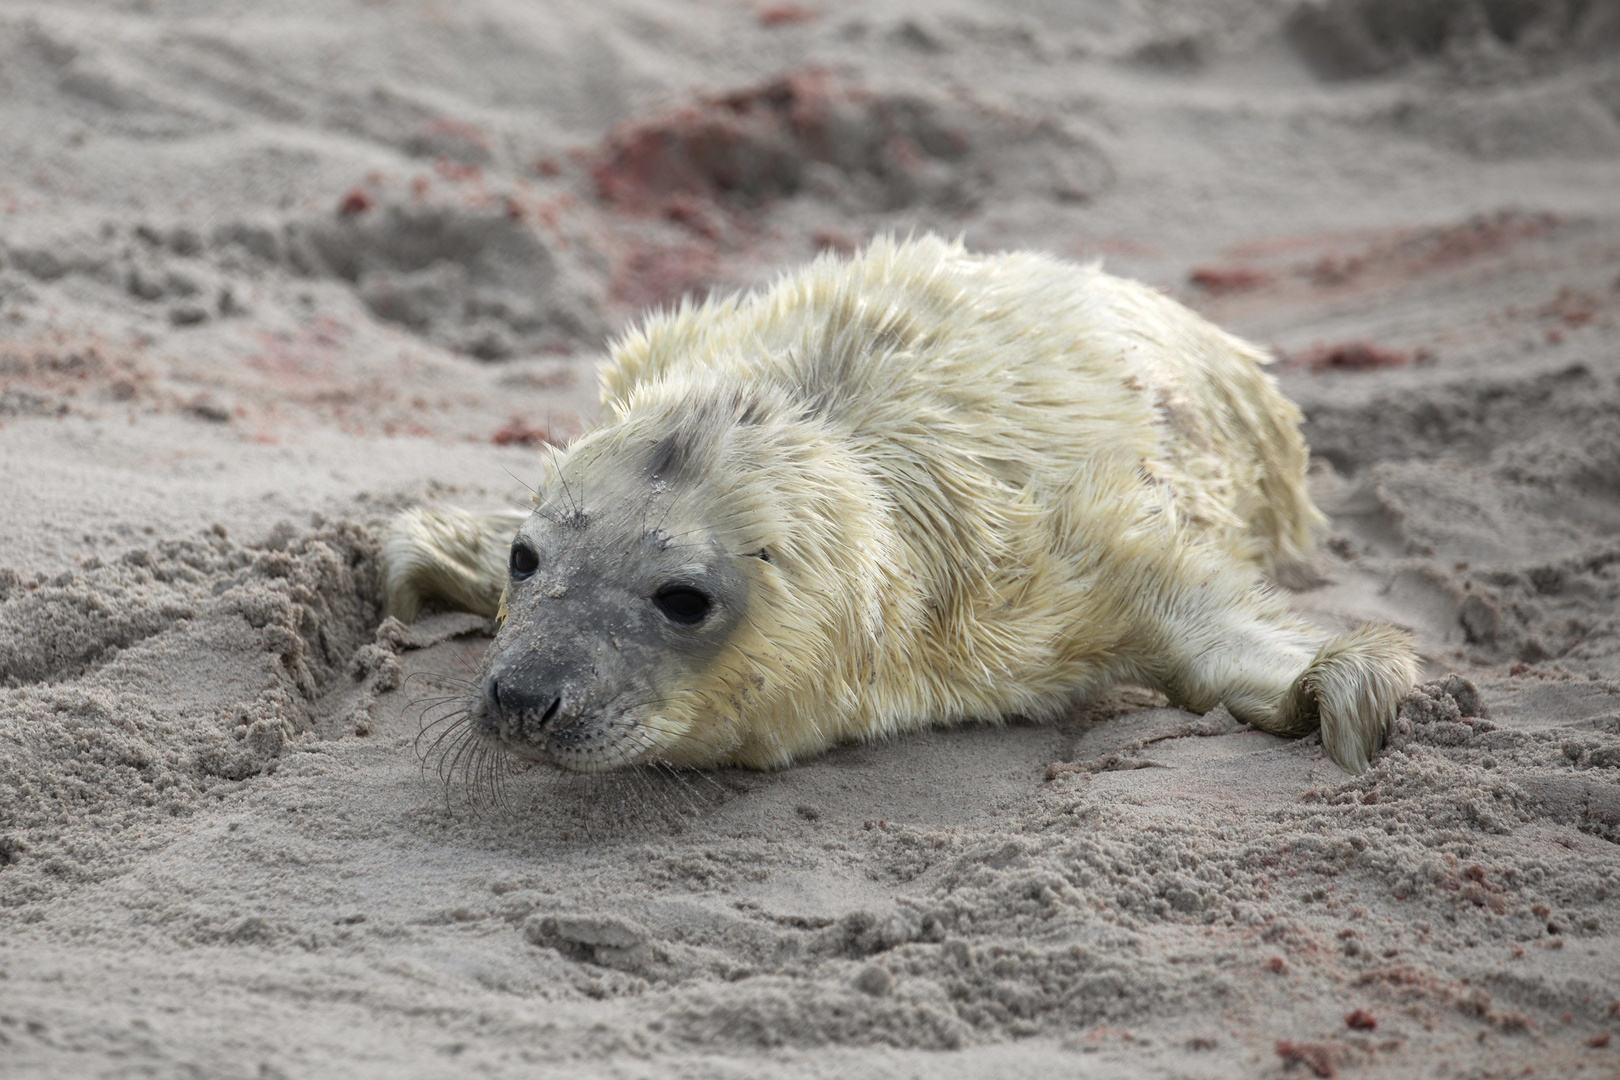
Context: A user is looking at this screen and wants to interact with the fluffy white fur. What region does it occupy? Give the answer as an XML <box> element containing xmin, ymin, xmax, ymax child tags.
<box><xmin>381</xmin><ymin>235</ymin><xmax>1417</xmax><ymax>774</ymax></box>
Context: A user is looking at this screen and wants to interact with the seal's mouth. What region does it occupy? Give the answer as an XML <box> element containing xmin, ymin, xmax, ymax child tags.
<box><xmin>469</xmin><ymin>689</ymin><xmax>663</xmax><ymax>773</ymax></box>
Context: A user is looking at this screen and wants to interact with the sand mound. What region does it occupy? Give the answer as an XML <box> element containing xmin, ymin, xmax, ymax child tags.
<box><xmin>0</xmin><ymin>522</ymin><xmax>390</xmax><ymax>904</ymax></box>
<box><xmin>302</xmin><ymin>200</ymin><xmax>606</xmax><ymax>359</ymax></box>
<box><xmin>1287</xmin><ymin>0</ymin><xmax>1620</xmax><ymax>80</ymax></box>
<box><xmin>588</xmin><ymin>70</ymin><xmax>1112</xmax><ymax>219</ymax></box>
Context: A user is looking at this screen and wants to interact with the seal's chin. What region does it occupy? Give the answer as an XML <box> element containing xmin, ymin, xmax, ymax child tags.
<box><xmin>495</xmin><ymin>731</ymin><xmax>659</xmax><ymax>774</ymax></box>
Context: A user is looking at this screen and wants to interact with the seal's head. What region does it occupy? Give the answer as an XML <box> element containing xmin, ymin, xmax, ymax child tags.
<box><xmin>468</xmin><ymin>377</ymin><xmax>905</xmax><ymax>772</ymax></box>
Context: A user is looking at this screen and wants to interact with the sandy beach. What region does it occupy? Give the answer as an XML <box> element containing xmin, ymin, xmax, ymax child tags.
<box><xmin>3</xmin><ymin>1</ymin><xmax>1620</xmax><ymax>1076</ymax></box>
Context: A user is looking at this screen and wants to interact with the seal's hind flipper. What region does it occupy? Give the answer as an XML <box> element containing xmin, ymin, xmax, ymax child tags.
<box><xmin>1130</xmin><ymin>532</ymin><xmax>1418</xmax><ymax>774</ymax></box>
<box><xmin>380</xmin><ymin>507</ymin><xmax>530</xmax><ymax>622</ymax></box>
<box><xmin>1280</xmin><ymin>624</ymin><xmax>1419</xmax><ymax>774</ymax></box>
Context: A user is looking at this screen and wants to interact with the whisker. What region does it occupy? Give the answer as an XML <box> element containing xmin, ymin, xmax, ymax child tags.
<box><xmin>647</xmin><ymin>761</ymin><xmax>703</xmax><ymax>821</ymax></box>
<box><xmin>415</xmin><ymin>708</ymin><xmax>474</xmax><ymax>761</ymax></box>
<box><xmin>444</xmin><ymin>727</ymin><xmax>481</xmax><ymax>790</ymax></box>
<box><xmin>403</xmin><ymin>670</ymin><xmax>477</xmax><ymax>693</ymax></box>
<box><xmin>409</xmin><ymin>700</ymin><xmax>472</xmax><ymax>734</ymax></box>
<box><xmin>399</xmin><ymin>669</ymin><xmax>760</xmax><ymax>828</ymax></box>
<box><xmin>550</xmin><ymin>443</ymin><xmax>579</xmax><ymax>516</ymax></box>
<box><xmin>501</xmin><ymin>464</ymin><xmax>539</xmax><ymax>500</ymax></box>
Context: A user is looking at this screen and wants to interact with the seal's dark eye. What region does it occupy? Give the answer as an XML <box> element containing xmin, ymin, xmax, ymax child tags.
<box><xmin>653</xmin><ymin>586</ymin><xmax>711</xmax><ymax>625</ymax></box>
<box><xmin>509</xmin><ymin>542</ymin><xmax>540</xmax><ymax>580</ymax></box>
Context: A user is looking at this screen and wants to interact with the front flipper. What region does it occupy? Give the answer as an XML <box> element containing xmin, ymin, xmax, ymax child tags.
<box><xmin>380</xmin><ymin>507</ymin><xmax>530</xmax><ymax>622</ymax></box>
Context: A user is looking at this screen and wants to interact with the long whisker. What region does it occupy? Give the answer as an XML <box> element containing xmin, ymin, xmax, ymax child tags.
<box><xmin>403</xmin><ymin>669</ymin><xmax>478</xmax><ymax>692</ymax></box>
<box><xmin>501</xmin><ymin>464</ymin><xmax>539</xmax><ymax>500</ymax></box>
<box><xmin>415</xmin><ymin>707</ymin><xmax>474</xmax><ymax>761</ymax></box>
<box><xmin>422</xmin><ymin>723</ymin><xmax>474</xmax><ymax>811</ymax></box>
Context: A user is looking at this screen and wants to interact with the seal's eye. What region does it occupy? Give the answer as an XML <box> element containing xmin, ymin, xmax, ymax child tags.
<box><xmin>653</xmin><ymin>586</ymin><xmax>711</xmax><ymax>625</ymax></box>
<box><xmin>509</xmin><ymin>541</ymin><xmax>540</xmax><ymax>580</ymax></box>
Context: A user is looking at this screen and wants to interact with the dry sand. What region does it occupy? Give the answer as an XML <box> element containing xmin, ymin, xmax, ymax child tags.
<box><xmin>3</xmin><ymin>1</ymin><xmax>1620</xmax><ymax>1076</ymax></box>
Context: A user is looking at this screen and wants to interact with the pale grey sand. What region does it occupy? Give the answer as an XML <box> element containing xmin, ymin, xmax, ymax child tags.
<box><xmin>3</xmin><ymin>2</ymin><xmax>1619</xmax><ymax>1076</ymax></box>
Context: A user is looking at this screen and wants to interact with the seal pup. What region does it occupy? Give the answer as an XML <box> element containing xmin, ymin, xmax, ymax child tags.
<box><xmin>383</xmin><ymin>235</ymin><xmax>1417</xmax><ymax>775</ymax></box>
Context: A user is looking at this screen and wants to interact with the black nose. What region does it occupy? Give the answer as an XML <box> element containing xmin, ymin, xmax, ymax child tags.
<box><xmin>487</xmin><ymin>676</ymin><xmax>562</xmax><ymax>727</ymax></box>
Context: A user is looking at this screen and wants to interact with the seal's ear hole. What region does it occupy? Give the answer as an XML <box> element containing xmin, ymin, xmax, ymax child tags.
<box><xmin>510</xmin><ymin>541</ymin><xmax>540</xmax><ymax>580</ymax></box>
<box><xmin>648</xmin><ymin>433</ymin><xmax>691</xmax><ymax>482</ymax></box>
<box><xmin>749</xmin><ymin>548</ymin><xmax>771</xmax><ymax>563</ymax></box>
<box><xmin>653</xmin><ymin>586</ymin><xmax>712</xmax><ymax>625</ymax></box>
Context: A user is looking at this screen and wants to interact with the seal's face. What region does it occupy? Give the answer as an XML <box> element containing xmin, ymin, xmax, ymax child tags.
<box><xmin>467</xmin><ymin>463</ymin><xmax>755</xmax><ymax>772</ymax></box>
<box><xmin>464</xmin><ymin>381</ymin><xmax>901</xmax><ymax>772</ymax></box>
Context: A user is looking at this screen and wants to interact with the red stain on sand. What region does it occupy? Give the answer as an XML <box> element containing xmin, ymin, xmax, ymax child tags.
<box><xmin>660</xmin><ymin>192</ymin><xmax>725</xmax><ymax>240</ymax></box>
<box><xmin>435</xmin><ymin>157</ymin><xmax>482</xmax><ymax>183</ymax></box>
<box><xmin>608</xmin><ymin>239</ymin><xmax>721</xmax><ymax>310</ymax></box>
<box><xmin>491</xmin><ymin>419</ymin><xmax>556</xmax><ymax>447</ymax></box>
<box><xmin>758</xmin><ymin>3</ymin><xmax>818</xmax><ymax>26</ymax></box>
<box><xmin>589</xmin><ymin>69</ymin><xmax>837</xmax><ymax>214</ymax></box>
<box><xmin>1291</xmin><ymin>341</ymin><xmax>1418</xmax><ymax>373</ymax></box>
<box><xmin>1275</xmin><ymin>1040</ymin><xmax>1339</xmax><ymax>1078</ymax></box>
<box><xmin>587</xmin><ymin>69</ymin><xmax>960</xmax><ymax>219</ymax></box>
<box><xmin>1356</xmin><ymin>964</ymin><xmax>1537</xmax><ymax>1033</ymax></box>
<box><xmin>1539</xmin><ymin>285</ymin><xmax>1601</xmax><ymax>327</ymax></box>
<box><xmin>1453</xmin><ymin>863</ymin><xmax>1508</xmax><ymax>914</ymax></box>
<box><xmin>585</xmin><ymin>70</ymin><xmax>976</xmax><ymax>309</ymax></box>
<box><xmin>586</xmin><ymin>73</ymin><xmax>847</xmax><ymax>308</ymax></box>
<box><xmin>1218</xmin><ymin>211</ymin><xmax>1562</xmax><ymax>294</ymax></box>
<box><xmin>1189</xmin><ymin>266</ymin><xmax>1272</xmax><ymax>294</ymax></box>
<box><xmin>1305</xmin><ymin>212</ymin><xmax>1560</xmax><ymax>287</ymax></box>
<box><xmin>1344</xmin><ymin>1009</ymin><xmax>1378</xmax><ymax>1031</ymax></box>
<box><xmin>1402</xmin><ymin>211</ymin><xmax>1558</xmax><ymax>270</ymax></box>
<box><xmin>337</xmin><ymin>187</ymin><xmax>374</xmax><ymax>215</ymax></box>
<box><xmin>0</xmin><ymin>333</ymin><xmax>155</xmax><ymax>413</ymax></box>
